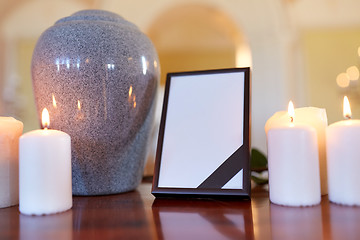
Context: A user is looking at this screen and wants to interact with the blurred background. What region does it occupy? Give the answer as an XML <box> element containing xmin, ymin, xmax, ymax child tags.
<box><xmin>1</xmin><ymin>0</ymin><xmax>360</xmax><ymax>169</ymax></box>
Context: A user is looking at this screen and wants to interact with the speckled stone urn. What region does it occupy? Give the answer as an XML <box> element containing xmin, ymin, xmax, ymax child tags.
<box><xmin>31</xmin><ymin>10</ymin><xmax>159</xmax><ymax>195</ymax></box>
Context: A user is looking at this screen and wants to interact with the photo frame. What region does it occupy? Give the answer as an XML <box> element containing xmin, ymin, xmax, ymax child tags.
<box><xmin>152</xmin><ymin>68</ymin><xmax>251</xmax><ymax>198</ymax></box>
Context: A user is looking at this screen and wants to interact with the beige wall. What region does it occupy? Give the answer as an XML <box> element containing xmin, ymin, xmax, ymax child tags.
<box><xmin>301</xmin><ymin>29</ymin><xmax>360</xmax><ymax>124</ymax></box>
<box><xmin>17</xmin><ymin>39</ymin><xmax>38</xmax><ymax>132</ymax></box>
<box><xmin>1</xmin><ymin>0</ymin><xmax>88</xmax><ymax>131</ymax></box>
<box><xmin>1</xmin><ymin>0</ymin><xmax>295</xmax><ymax>154</ymax></box>
<box><xmin>158</xmin><ymin>50</ymin><xmax>236</xmax><ymax>85</ymax></box>
<box><xmin>1</xmin><ymin>0</ymin><xmax>360</xmax><ymax>153</ymax></box>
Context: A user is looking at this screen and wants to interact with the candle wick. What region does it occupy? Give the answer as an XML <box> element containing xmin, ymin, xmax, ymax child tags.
<box><xmin>345</xmin><ymin>115</ymin><xmax>352</xmax><ymax>120</ymax></box>
<box><xmin>290</xmin><ymin>116</ymin><xmax>294</xmax><ymax>123</ymax></box>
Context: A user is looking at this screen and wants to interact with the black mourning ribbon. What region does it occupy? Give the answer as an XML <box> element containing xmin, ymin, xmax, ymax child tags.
<box><xmin>197</xmin><ymin>146</ymin><xmax>245</xmax><ymax>189</ymax></box>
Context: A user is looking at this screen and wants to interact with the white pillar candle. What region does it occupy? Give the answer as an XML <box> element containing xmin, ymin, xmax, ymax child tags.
<box><xmin>265</xmin><ymin>107</ymin><xmax>328</xmax><ymax>195</ymax></box>
<box><xmin>0</xmin><ymin>117</ymin><xmax>23</xmax><ymax>208</ymax></box>
<box><xmin>267</xmin><ymin>101</ymin><xmax>321</xmax><ymax>206</ymax></box>
<box><xmin>19</xmin><ymin>108</ymin><xmax>72</xmax><ymax>215</ymax></box>
<box><xmin>327</xmin><ymin>96</ymin><xmax>360</xmax><ymax>206</ymax></box>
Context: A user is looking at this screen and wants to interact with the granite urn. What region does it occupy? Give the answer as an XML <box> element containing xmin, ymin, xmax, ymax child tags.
<box><xmin>31</xmin><ymin>10</ymin><xmax>160</xmax><ymax>195</ymax></box>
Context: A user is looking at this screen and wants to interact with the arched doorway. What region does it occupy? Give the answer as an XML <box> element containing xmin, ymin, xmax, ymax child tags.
<box><xmin>147</xmin><ymin>4</ymin><xmax>252</xmax><ymax>86</ymax></box>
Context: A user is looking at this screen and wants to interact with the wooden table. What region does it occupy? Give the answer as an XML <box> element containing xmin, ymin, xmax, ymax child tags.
<box><xmin>1</xmin><ymin>181</ymin><xmax>359</xmax><ymax>240</ymax></box>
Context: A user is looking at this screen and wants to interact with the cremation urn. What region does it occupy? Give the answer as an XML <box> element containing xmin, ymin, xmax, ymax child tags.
<box><xmin>31</xmin><ymin>10</ymin><xmax>159</xmax><ymax>195</ymax></box>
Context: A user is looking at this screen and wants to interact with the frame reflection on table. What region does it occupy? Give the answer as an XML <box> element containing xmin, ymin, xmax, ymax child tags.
<box><xmin>152</xmin><ymin>198</ymin><xmax>254</xmax><ymax>239</ymax></box>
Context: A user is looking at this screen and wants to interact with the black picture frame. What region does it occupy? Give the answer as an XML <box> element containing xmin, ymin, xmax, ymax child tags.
<box><xmin>152</xmin><ymin>68</ymin><xmax>251</xmax><ymax>198</ymax></box>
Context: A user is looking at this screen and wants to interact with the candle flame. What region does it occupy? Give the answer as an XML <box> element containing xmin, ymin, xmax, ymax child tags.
<box><xmin>77</xmin><ymin>100</ymin><xmax>81</xmax><ymax>110</ymax></box>
<box><xmin>343</xmin><ymin>96</ymin><xmax>352</xmax><ymax>119</ymax></box>
<box><xmin>42</xmin><ymin>108</ymin><xmax>50</xmax><ymax>129</ymax></box>
<box><xmin>288</xmin><ymin>101</ymin><xmax>295</xmax><ymax>123</ymax></box>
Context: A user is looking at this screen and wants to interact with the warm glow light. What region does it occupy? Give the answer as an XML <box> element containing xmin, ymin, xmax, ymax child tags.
<box><xmin>346</xmin><ymin>66</ymin><xmax>359</xmax><ymax>81</ymax></box>
<box><xmin>77</xmin><ymin>100</ymin><xmax>81</xmax><ymax>110</ymax></box>
<box><xmin>336</xmin><ymin>73</ymin><xmax>350</xmax><ymax>88</ymax></box>
<box><xmin>343</xmin><ymin>96</ymin><xmax>352</xmax><ymax>119</ymax></box>
<box><xmin>52</xmin><ymin>94</ymin><xmax>57</xmax><ymax>108</ymax></box>
<box><xmin>129</xmin><ymin>85</ymin><xmax>133</xmax><ymax>97</ymax></box>
<box><xmin>235</xmin><ymin>44</ymin><xmax>252</xmax><ymax>68</ymax></box>
<box><xmin>42</xmin><ymin>108</ymin><xmax>50</xmax><ymax>129</ymax></box>
<box><xmin>358</xmin><ymin>46</ymin><xmax>360</xmax><ymax>57</ymax></box>
<box><xmin>288</xmin><ymin>101</ymin><xmax>295</xmax><ymax>123</ymax></box>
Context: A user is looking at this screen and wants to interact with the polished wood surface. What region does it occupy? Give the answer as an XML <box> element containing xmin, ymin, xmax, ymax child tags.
<box><xmin>0</xmin><ymin>181</ymin><xmax>359</xmax><ymax>239</ymax></box>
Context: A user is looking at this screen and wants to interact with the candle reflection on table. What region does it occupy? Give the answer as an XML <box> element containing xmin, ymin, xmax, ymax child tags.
<box><xmin>270</xmin><ymin>203</ymin><xmax>323</xmax><ymax>240</ymax></box>
<box><xmin>20</xmin><ymin>210</ymin><xmax>73</xmax><ymax>240</ymax></box>
<box><xmin>323</xmin><ymin>199</ymin><xmax>360</xmax><ymax>240</ymax></box>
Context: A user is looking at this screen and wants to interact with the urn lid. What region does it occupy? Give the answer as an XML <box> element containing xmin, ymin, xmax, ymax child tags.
<box><xmin>55</xmin><ymin>9</ymin><xmax>138</xmax><ymax>29</ymax></box>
